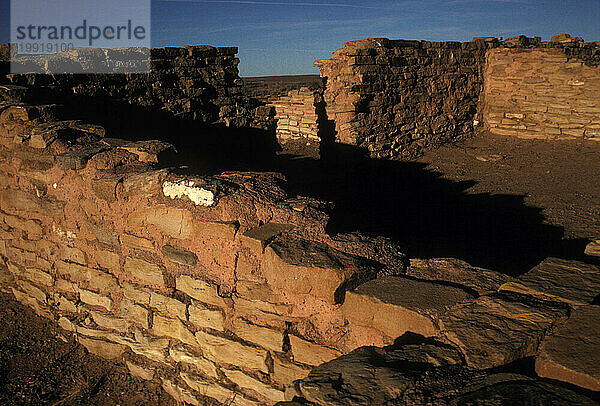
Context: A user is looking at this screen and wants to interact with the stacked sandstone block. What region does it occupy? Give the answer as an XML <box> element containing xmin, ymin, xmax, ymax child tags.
<box><xmin>0</xmin><ymin>95</ymin><xmax>599</xmax><ymax>403</ymax></box>
<box><xmin>0</xmin><ymin>95</ymin><xmax>389</xmax><ymax>405</ymax></box>
<box><xmin>483</xmin><ymin>45</ymin><xmax>600</xmax><ymax>140</ymax></box>
<box><xmin>314</xmin><ymin>38</ymin><xmax>494</xmax><ymax>159</ymax></box>
<box><xmin>2</xmin><ymin>45</ymin><xmax>248</xmax><ymax>126</ymax></box>
<box><xmin>269</xmin><ymin>88</ymin><xmax>320</xmax><ymax>143</ymax></box>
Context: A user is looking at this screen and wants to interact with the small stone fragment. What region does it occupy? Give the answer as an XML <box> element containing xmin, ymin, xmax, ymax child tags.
<box><xmin>124</xmin><ymin>257</ymin><xmax>166</xmax><ymax>288</ymax></box>
<box><xmin>224</xmin><ymin>369</ymin><xmax>285</xmax><ymax>402</ymax></box>
<box><xmin>126</xmin><ymin>360</ymin><xmax>155</xmax><ymax>380</ymax></box>
<box><xmin>289</xmin><ymin>335</ymin><xmax>341</xmax><ymax>367</ymax></box>
<box><xmin>195</xmin><ymin>330</ymin><xmax>268</xmax><ymax>373</ymax></box>
<box><xmin>169</xmin><ymin>346</ymin><xmax>219</xmax><ymax>378</ymax></box>
<box><xmin>149</xmin><ymin>291</ymin><xmax>187</xmax><ymax>320</ymax></box>
<box><xmin>584</xmin><ymin>240</ymin><xmax>600</xmax><ymax>257</ymax></box>
<box><xmin>189</xmin><ymin>303</ymin><xmax>225</xmax><ymax>331</ymax></box>
<box><xmin>176</xmin><ymin>275</ymin><xmax>226</xmax><ymax>308</ymax></box>
<box><xmin>272</xmin><ymin>358</ymin><xmax>311</xmax><ymax>388</ymax></box>
<box><xmin>161</xmin><ymin>245</ymin><xmax>198</xmax><ymax>267</ymax></box>
<box><xmin>233</xmin><ymin>318</ymin><xmax>284</xmax><ymax>352</ymax></box>
<box><xmin>79</xmin><ymin>289</ymin><xmax>113</xmax><ymax>311</ymax></box>
<box><xmin>120</xmin><ymin>233</ymin><xmax>154</xmax><ymax>251</ymax></box>
<box><xmin>77</xmin><ymin>336</ymin><xmax>127</xmax><ymax>360</ymax></box>
<box><xmin>151</xmin><ymin>314</ymin><xmax>197</xmax><ymax>347</ymax></box>
<box><xmin>240</xmin><ymin>223</ymin><xmax>294</xmax><ymax>253</ymax></box>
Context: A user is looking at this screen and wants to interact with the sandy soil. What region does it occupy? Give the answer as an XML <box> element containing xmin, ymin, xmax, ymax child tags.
<box><xmin>0</xmin><ymin>289</ymin><xmax>176</xmax><ymax>406</ymax></box>
<box><xmin>275</xmin><ymin>131</ymin><xmax>600</xmax><ymax>275</ymax></box>
<box><xmin>417</xmin><ymin>131</ymin><xmax>600</xmax><ymax>242</ymax></box>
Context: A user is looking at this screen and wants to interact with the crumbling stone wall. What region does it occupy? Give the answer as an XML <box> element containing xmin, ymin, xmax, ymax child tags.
<box><xmin>314</xmin><ymin>38</ymin><xmax>494</xmax><ymax>159</ymax></box>
<box><xmin>0</xmin><ymin>93</ymin><xmax>410</xmax><ymax>405</ymax></box>
<box><xmin>269</xmin><ymin>88</ymin><xmax>320</xmax><ymax>143</ymax></box>
<box><xmin>315</xmin><ymin>35</ymin><xmax>600</xmax><ymax>159</ymax></box>
<box><xmin>1</xmin><ymin>96</ymin><xmax>599</xmax><ymax>403</ymax></box>
<box><xmin>483</xmin><ymin>45</ymin><xmax>600</xmax><ymax>140</ymax></box>
<box><xmin>1</xmin><ymin>45</ymin><xmax>251</xmax><ymax>126</ymax></box>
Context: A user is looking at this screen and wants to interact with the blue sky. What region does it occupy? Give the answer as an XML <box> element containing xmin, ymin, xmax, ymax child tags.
<box><xmin>2</xmin><ymin>0</ymin><xmax>599</xmax><ymax>76</ymax></box>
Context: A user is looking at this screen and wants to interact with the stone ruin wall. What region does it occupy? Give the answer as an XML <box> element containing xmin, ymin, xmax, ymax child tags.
<box><xmin>0</xmin><ymin>96</ymin><xmax>412</xmax><ymax>405</ymax></box>
<box><xmin>483</xmin><ymin>46</ymin><xmax>600</xmax><ymax>141</ymax></box>
<box><xmin>268</xmin><ymin>88</ymin><xmax>321</xmax><ymax>144</ymax></box>
<box><xmin>1</xmin><ymin>37</ymin><xmax>600</xmax><ymax>405</ymax></box>
<box><xmin>314</xmin><ymin>37</ymin><xmax>492</xmax><ymax>159</ymax></box>
<box><xmin>0</xmin><ymin>44</ymin><xmax>258</xmax><ymax>127</ymax></box>
<box><xmin>2</xmin><ymin>99</ymin><xmax>599</xmax><ymax>404</ymax></box>
<box><xmin>311</xmin><ymin>35</ymin><xmax>600</xmax><ymax>159</ymax></box>
<box><xmin>5</xmin><ymin>37</ymin><xmax>600</xmax><ymax>160</ymax></box>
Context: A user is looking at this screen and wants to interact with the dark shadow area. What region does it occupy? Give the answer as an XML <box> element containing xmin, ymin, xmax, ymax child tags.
<box><xmin>16</xmin><ymin>83</ymin><xmax>591</xmax><ymax>276</ymax></box>
<box><xmin>26</xmin><ymin>86</ymin><xmax>281</xmax><ymax>175</ymax></box>
<box><xmin>273</xmin><ymin>143</ymin><xmax>589</xmax><ymax>276</ymax></box>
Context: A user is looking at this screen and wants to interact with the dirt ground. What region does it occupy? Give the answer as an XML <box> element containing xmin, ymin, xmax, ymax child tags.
<box><xmin>0</xmin><ymin>289</ymin><xmax>176</xmax><ymax>406</ymax></box>
<box><xmin>417</xmin><ymin>131</ymin><xmax>600</xmax><ymax>243</ymax></box>
<box><xmin>1</xmin><ymin>130</ymin><xmax>599</xmax><ymax>405</ymax></box>
<box><xmin>276</xmin><ymin>131</ymin><xmax>600</xmax><ymax>276</ymax></box>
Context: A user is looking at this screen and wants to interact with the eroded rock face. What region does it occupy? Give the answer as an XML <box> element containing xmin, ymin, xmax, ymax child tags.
<box><xmin>536</xmin><ymin>305</ymin><xmax>600</xmax><ymax>391</ymax></box>
<box><xmin>585</xmin><ymin>240</ymin><xmax>600</xmax><ymax>257</ymax></box>
<box><xmin>292</xmin><ymin>338</ymin><xmax>471</xmax><ymax>406</ymax></box>
<box><xmin>286</xmin><ymin>345</ymin><xmax>599</xmax><ymax>406</ymax></box>
<box><xmin>439</xmin><ymin>293</ymin><xmax>568</xmax><ymax>369</ymax></box>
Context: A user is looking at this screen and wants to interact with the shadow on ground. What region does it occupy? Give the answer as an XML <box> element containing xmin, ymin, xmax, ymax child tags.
<box><xmin>39</xmin><ymin>89</ymin><xmax>590</xmax><ymax>276</ymax></box>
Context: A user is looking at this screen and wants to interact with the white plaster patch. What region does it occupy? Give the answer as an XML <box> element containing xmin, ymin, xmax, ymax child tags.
<box><xmin>52</xmin><ymin>224</ymin><xmax>76</xmax><ymax>240</ymax></box>
<box><xmin>162</xmin><ymin>180</ymin><xmax>215</xmax><ymax>206</ymax></box>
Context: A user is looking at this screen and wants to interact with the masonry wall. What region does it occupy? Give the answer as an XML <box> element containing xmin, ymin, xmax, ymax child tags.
<box><xmin>0</xmin><ymin>96</ymin><xmax>413</xmax><ymax>405</ymax></box>
<box><xmin>483</xmin><ymin>47</ymin><xmax>600</xmax><ymax>140</ymax></box>
<box><xmin>1</xmin><ymin>45</ymin><xmax>253</xmax><ymax>126</ymax></box>
<box><xmin>2</xmin><ymin>90</ymin><xmax>597</xmax><ymax>404</ymax></box>
<box><xmin>315</xmin><ymin>38</ymin><xmax>494</xmax><ymax>159</ymax></box>
<box><xmin>269</xmin><ymin>88</ymin><xmax>320</xmax><ymax>143</ymax></box>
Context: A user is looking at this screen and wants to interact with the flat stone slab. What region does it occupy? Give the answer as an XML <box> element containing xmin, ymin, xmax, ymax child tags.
<box><xmin>100</xmin><ymin>138</ymin><xmax>174</xmax><ymax>163</ymax></box>
<box><xmin>343</xmin><ymin>276</ymin><xmax>475</xmax><ymax>339</ymax></box>
<box><xmin>499</xmin><ymin>257</ymin><xmax>600</xmax><ymax>305</ymax></box>
<box><xmin>241</xmin><ymin>223</ymin><xmax>294</xmax><ymax>253</ymax></box>
<box><xmin>263</xmin><ymin>235</ymin><xmax>378</xmax><ymax>304</ymax></box>
<box><xmin>161</xmin><ymin>245</ymin><xmax>198</xmax><ymax>267</ymax></box>
<box><xmin>536</xmin><ymin>305</ymin><xmax>600</xmax><ymax>391</ymax></box>
<box><xmin>293</xmin><ymin>340</ymin><xmax>471</xmax><ymax>406</ymax></box>
<box><xmin>439</xmin><ymin>293</ymin><xmax>568</xmax><ymax>369</ymax></box>
<box><xmin>408</xmin><ymin>258</ymin><xmax>515</xmax><ymax>295</ymax></box>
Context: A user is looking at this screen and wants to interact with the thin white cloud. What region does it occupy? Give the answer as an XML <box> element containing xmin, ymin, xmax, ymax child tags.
<box><xmin>161</xmin><ymin>0</ymin><xmax>385</xmax><ymax>9</ymax></box>
<box><xmin>446</xmin><ymin>0</ymin><xmax>527</xmax><ymax>4</ymax></box>
<box><xmin>200</xmin><ymin>16</ymin><xmax>396</xmax><ymax>34</ymax></box>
